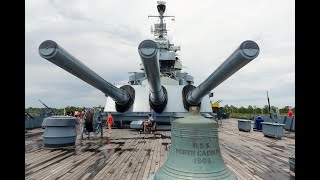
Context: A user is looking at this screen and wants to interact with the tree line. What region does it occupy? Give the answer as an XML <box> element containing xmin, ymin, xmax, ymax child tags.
<box><xmin>222</xmin><ymin>105</ymin><xmax>295</xmax><ymax>115</ymax></box>
<box><xmin>26</xmin><ymin>105</ymin><xmax>294</xmax><ymax>117</ymax></box>
<box><xmin>25</xmin><ymin>106</ymin><xmax>104</xmax><ymax>117</ymax></box>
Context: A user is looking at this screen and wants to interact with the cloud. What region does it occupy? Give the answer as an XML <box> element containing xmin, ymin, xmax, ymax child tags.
<box><xmin>26</xmin><ymin>0</ymin><xmax>295</xmax><ymax>109</ymax></box>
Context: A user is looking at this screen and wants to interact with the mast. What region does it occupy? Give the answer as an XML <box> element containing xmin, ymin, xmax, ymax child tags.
<box><xmin>148</xmin><ymin>1</ymin><xmax>175</xmax><ymax>38</ymax></box>
<box><xmin>132</xmin><ymin>1</ymin><xmax>194</xmax><ymax>86</ymax></box>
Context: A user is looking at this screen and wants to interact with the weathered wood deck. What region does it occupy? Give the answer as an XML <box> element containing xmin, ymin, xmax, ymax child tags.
<box><xmin>25</xmin><ymin>118</ymin><xmax>295</xmax><ymax>180</ymax></box>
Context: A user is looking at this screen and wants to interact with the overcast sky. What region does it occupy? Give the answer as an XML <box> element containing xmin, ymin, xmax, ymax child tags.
<box><xmin>25</xmin><ymin>0</ymin><xmax>295</xmax><ymax>109</ymax></box>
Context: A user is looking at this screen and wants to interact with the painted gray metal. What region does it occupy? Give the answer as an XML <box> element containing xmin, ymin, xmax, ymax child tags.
<box><xmin>254</xmin><ymin>115</ymin><xmax>286</xmax><ymax>124</ymax></box>
<box><xmin>129</xmin><ymin>72</ymin><xmax>146</xmax><ymax>85</ymax></box>
<box><xmin>291</xmin><ymin>116</ymin><xmax>295</xmax><ymax>131</ymax></box>
<box><xmin>158</xmin><ymin>49</ymin><xmax>175</xmax><ymax>60</ymax></box>
<box><xmin>186</xmin><ymin>40</ymin><xmax>260</xmax><ymax>106</ymax></box>
<box><xmin>38</xmin><ymin>40</ymin><xmax>130</xmax><ymax>106</ymax></box>
<box><xmin>284</xmin><ymin>115</ymin><xmax>294</xmax><ymax>131</ymax></box>
<box><xmin>138</xmin><ymin>40</ymin><xmax>165</xmax><ymax>105</ymax></box>
<box><xmin>104</xmin><ymin>85</ymin><xmax>213</xmax><ymax>127</ymax></box>
<box><xmin>42</xmin><ymin>116</ymin><xmax>79</xmax><ymax>126</ymax></box>
<box><xmin>130</xmin><ymin>120</ymin><xmax>144</xmax><ymax>129</ymax></box>
<box><xmin>238</xmin><ymin>119</ymin><xmax>252</xmax><ymax>132</ymax></box>
<box><xmin>261</xmin><ymin>116</ymin><xmax>273</xmax><ymax>123</ymax></box>
<box><xmin>25</xmin><ymin>117</ymin><xmax>44</xmax><ymax>129</ymax></box>
<box><xmin>105</xmin><ymin>85</ymin><xmax>212</xmax><ymax>113</ymax></box>
<box><xmin>289</xmin><ymin>156</ymin><xmax>295</xmax><ymax>172</ymax></box>
<box><xmin>151</xmin><ymin>108</ymin><xmax>237</xmax><ymax>179</ymax></box>
<box><xmin>277</xmin><ymin>115</ymin><xmax>286</xmax><ymax>124</ymax></box>
<box><xmin>25</xmin><ymin>109</ymin><xmax>53</xmax><ymax>129</ymax></box>
<box><xmin>25</xmin><ymin>116</ymin><xmax>44</xmax><ymax>129</ymax></box>
<box><xmin>42</xmin><ymin>116</ymin><xmax>78</xmax><ymax>147</ymax></box>
<box><xmin>261</xmin><ymin>122</ymin><xmax>285</xmax><ymax>139</ymax></box>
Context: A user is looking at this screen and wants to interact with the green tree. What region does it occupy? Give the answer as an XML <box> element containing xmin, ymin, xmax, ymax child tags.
<box><xmin>239</xmin><ymin>106</ymin><xmax>246</xmax><ymax>113</ymax></box>
<box><xmin>247</xmin><ymin>105</ymin><xmax>253</xmax><ymax>115</ymax></box>
<box><xmin>224</xmin><ymin>104</ymin><xmax>230</xmax><ymax>112</ymax></box>
<box><xmin>256</xmin><ymin>107</ymin><xmax>262</xmax><ymax>115</ymax></box>
<box><xmin>263</xmin><ymin>105</ymin><xmax>269</xmax><ymax>114</ymax></box>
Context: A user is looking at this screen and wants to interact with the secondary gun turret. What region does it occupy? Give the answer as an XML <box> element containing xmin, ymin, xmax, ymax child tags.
<box><xmin>38</xmin><ymin>40</ymin><xmax>135</xmax><ymax>112</ymax></box>
<box><xmin>183</xmin><ymin>40</ymin><xmax>260</xmax><ymax>110</ymax></box>
<box><xmin>39</xmin><ymin>99</ymin><xmax>56</xmax><ymax>115</ymax></box>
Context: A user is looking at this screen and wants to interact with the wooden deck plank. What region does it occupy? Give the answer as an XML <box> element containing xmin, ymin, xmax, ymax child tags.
<box><xmin>131</xmin><ymin>140</ymin><xmax>152</xmax><ymax>180</ymax></box>
<box><xmin>218</xmin><ymin>119</ymin><xmax>294</xmax><ymax>179</ymax></box>
<box><xmin>91</xmin><ymin>147</ymin><xmax>122</xmax><ymax>180</ymax></box>
<box><xmin>120</xmin><ymin>139</ymin><xmax>149</xmax><ymax>180</ymax></box>
<box><xmin>147</xmin><ymin>137</ymin><xmax>160</xmax><ymax>176</ymax></box>
<box><xmin>57</xmin><ymin>172</ymin><xmax>72</xmax><ymax>179</ymax></box>
<box><xmin>156</xmin><ymin>137</ymin><xmax>163</xmax><ymax>169</ymax></box>
<box><xmin>31</xmin><ymin>151</ymin><xmax>94</xmax><ymax>180</ymax></box>
<box><xmin>25</xmin><ymin>118</ymin><xmax>294</xmax><ymax>180</ymax></box>
<box><xmin>26</xmin><ymin>151</ymin><xmax>93</xmax><ymax>180</ymax></box>
<box><xmin>141</xmin><ymin>137</ymin><xmax>157</xmax><ymax>180</ymax></box>
<box><xmin>25</xmin><ymin>149</ymin><xmax>51</xmax><ymax>162</ymax></box>
<box><xmin>94</xmin><ymin>133</ymin><xmax>137</xmax><ymax>179</ymax></box>
<box><xmin>60</xmin><ymin>154</ymin><xmax>101</xmax><ymax>180</ymax></box>
<box><xmin>122</xmin><ymin>140</ymin><xmax>149</xmax><ymax>180</ymax></box>
<box><xmin>107</xmin><ymin>142</ymin><xmax>141</xmax><ymax>179</ymax></box>
<box><xmin>81</xmin><ymin>173</ymin><xmax>92</xmax><ymax>180</ymax></box>
<box><xmin>225</xmin><ymin>164</ymin><xmax>247</xmax><ymax>180</ymax></box>
<box><xmin>98</xmin><ymin>149</ymin><xmax>132</xmax><ymax>179</ymax></box>
<box><xmin>25</xmin><ymin>149</ymin><xmax>63</xmax><ymax>165</ymax></box>
<box><xmin>111</xmin><ymin>138</ymin><xmax>146</xmax><ymax>180</ymax></box>
<box><xmin>25</xmin><ymin>150</ymin><xmax>76</xmax><ymax>175</ymax></box>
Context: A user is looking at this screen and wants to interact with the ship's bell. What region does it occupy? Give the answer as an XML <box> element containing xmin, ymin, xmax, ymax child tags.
<box><xmin>149</xmin><ymin>106</ymin><xmax>237</xmax><ymax>180</ymax></box>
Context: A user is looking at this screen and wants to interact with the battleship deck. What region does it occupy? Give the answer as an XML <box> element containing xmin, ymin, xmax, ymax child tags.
<box><xmin>25</xmin><ymin>118</ymin><xmax>295</xmax><ymax>180</ymax></box>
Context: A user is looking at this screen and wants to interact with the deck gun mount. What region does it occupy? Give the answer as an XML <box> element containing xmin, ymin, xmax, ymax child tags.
<box><xmin>38</xmin><ymin>1</ymin><xmax>259</xmax><ymax>127</ymax></box>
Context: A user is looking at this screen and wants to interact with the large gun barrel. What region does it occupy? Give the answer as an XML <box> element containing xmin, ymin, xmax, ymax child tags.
<box><xmin>184</xmin><ymin>40</ymin><xmax>260</xmax><ymax>110</ymax></box>
<box><xmin>39</xmin><ymin>40</ymin><xmax>134</xmax><ymax>112</ymax></box>
<box><xmin>138</xmin><ymin>40</ymin><xmax>167</xmax><ymax>113</ymax></box>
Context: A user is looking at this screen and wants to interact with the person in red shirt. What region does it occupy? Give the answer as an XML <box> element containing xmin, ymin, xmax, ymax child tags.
<box><xmin>287</xmin><ymin>109</ymin><xmax>293</xmax><ymax>117</ymax></box>
<box><xmin>107</xmin><ymin>112</ymin><xmax>114</xmax><ymax>133</ymax></box>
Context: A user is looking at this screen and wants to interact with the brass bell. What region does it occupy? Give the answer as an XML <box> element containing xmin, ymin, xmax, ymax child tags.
<box><xmin>150</xmin><ymin>106</ymin><xmax>237</xmax><ymax>179</ymax></box>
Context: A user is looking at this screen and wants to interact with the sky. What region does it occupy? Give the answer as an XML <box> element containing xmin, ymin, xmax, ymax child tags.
<box><xmin>25</xmin><ymin>0</ymin><xmax>295</xmax><ymax>109</ymax></box>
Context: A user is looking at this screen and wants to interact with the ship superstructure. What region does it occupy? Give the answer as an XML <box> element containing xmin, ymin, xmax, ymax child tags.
<box><xmin>129</xmin><ymin>1</ymin><xmax>194</xmax><ymax>86</ymax></box>
<box><xmin>39</xmin><ymin>1</ymin><xmax>259</xmax><ymax>129</ymax></box>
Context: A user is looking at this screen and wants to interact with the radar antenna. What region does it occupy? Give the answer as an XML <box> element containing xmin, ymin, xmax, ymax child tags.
<box><xmin>148</xmin><ymin>1</ymin><xmax>175</xmax><ymax>38</ymax></box>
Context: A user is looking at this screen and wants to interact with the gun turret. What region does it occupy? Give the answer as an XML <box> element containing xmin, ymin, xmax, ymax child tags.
<box><xmin>38</xmin><ymin>40</ymin><xmax>134</xmax><ymax>112</ymax></box>
<box><xmin>25</xmin><ymin>111</ymin><xmax>34</xmax><ymax>120</ymax></box>
<box><xmin>183</xmin><ymin>40</ymin><xmax>260</xmax><ymax>110</ymax></box>
<box><xmin>38</xmin><ymin>99</ymin><xmax>56</xmax><ymax>115</ymax></box>
<box><xmin>138</xmin><ymin>40</ymin><xmax>168</xmax><ymax>113</ymax></box>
